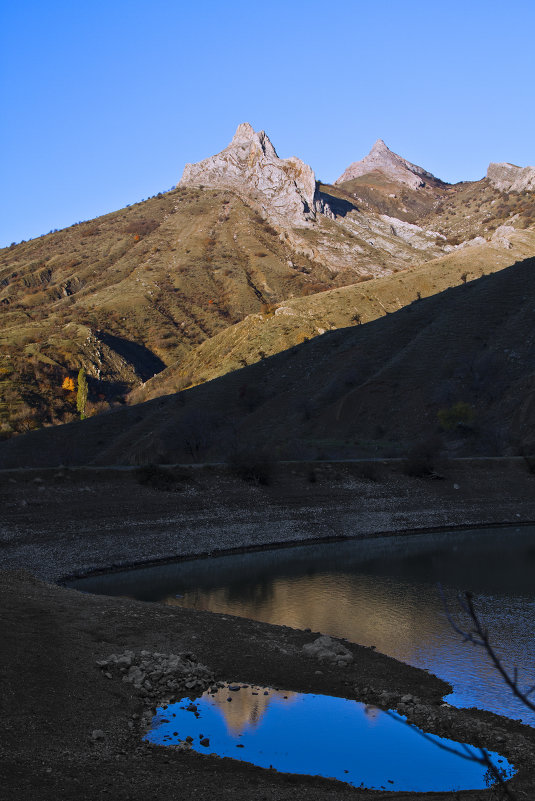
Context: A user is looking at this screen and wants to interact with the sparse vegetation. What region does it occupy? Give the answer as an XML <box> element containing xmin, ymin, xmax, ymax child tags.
<box><xmin>438</xmin><ymin>402</ymin><xmax>475</xmax><ymax>432</ymax></box>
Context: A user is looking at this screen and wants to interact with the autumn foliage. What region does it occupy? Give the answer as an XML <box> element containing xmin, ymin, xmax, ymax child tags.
<box><xmin>62</xmin><ymin>376</ymin><xmax>75</xmax><ymax>391</ymax></box>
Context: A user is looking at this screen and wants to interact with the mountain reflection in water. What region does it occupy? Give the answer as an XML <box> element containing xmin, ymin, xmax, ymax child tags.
<box><xmin>69</xmin><ymin>526</ymin><xmax>535</xmax><ymax>724</ymax></box>
<box><xmin>146</xmin><ymin>684</ymin><xmax>514</xmax><ymax>791</ymax></box>
<box><xmin>208</xmin><ymin>686</ymin><xmax>298</xmax><ymax>733</ymax></box>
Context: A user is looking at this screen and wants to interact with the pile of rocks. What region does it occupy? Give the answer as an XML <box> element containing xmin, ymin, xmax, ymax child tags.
<box><xmin>96</xmin><ymin>649</ymin><xmax>215</xmax><ymax>702</ymax></box>
<box><xmin>302</xmin><ymin>635</ymin><xmax>353</xmax><ymax>667</ymax></box>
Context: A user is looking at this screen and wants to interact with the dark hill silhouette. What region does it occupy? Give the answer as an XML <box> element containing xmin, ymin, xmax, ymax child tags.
<box><xmin>1</xmin><ymin>256</ymin><xmax>534</xmax><ymax>468</ymax></box>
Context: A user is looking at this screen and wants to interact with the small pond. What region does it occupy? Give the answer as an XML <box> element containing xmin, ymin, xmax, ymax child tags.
<box><xmin>144</xmin><ymin>682</ymin><xmax>514</xmax><ymax>791</ymax></box>
<box><xmin>69</xmin><ymin>526</ymin><xmax>535</xmax><ymax>725</ymax></box>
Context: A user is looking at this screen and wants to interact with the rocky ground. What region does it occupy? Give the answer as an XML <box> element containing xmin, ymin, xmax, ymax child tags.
<box><xmin>2</xmin><ymin>459</ymin><xmax>535</xmax><ymax>799</ymax></box>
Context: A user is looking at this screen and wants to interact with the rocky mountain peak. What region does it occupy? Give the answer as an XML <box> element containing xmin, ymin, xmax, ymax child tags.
<box><xmin>179</xmin><ymin>123</ymin><xmax>316</xmax><ymax>226</ymax></box>
<box><xmin>335</xmin><ymin>139</ymin><xmax>440</xmax><ymax>190</ymax></box>
<box><xmin>229</xmin><ymin>123</ymin><xmax>278</xmax><ymax>158</ymax></box>
<box><xmin>230</xmin><ymin>122</ymin><xmax>255</xmax><ymax>144</ymax></box>
<box><xmin>370</xmin><ymin>138</ymin><xmax>388</xmax><ymax>153</ymax></box>
<box><xmin>487</xmin><ymin>161</ymin><xmax>535</xmax><ymax>193</ymax></box>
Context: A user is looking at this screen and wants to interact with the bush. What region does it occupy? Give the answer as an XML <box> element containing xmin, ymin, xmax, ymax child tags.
<box><xmin>124</xmin><ymin>219</ymin><xmax>159</xmax><ymax>237</ymax></box>
<box><xmin>260</xmin><ymin>302</ymin><xmax>277</xmax><ymax>317</ymax></box>
<box><xmin>437</xmin><ymin>401</ymin><xmax>475</xmax><ymax>431</ymax></box>
<box><xmin>229</xmin><ymin>448</ymin><xmax>275</xmax><ymax>485</ymax></box>
<box><xmin>403</xmin><ymin>454</ymin><xmax>434</xmax><ymax>478</ymax></box>
<box><xmin>134</xmin><ymin>464</ymin><xmax>189</xmax><ymax>491</ymax></box>
<box><xmin>349</xmin><ymin>461</ymin><xmax>382</xmax><ymax>482</ymax></box>
<box><xmin>402</xmin><ymin>437</ymin><xmax>442</xmax><ymax>478</ymax></box>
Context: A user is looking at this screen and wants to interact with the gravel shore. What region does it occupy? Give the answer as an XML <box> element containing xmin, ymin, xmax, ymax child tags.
<box><xmin>2</xmin><ymin>459</ymin><xmax>535</xmax><ymax>799</ymax></box>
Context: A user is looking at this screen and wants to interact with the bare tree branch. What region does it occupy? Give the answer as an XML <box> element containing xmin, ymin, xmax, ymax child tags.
<box><xmin>382</xmin><ymin>706</ymin><xmax>515</xmax><ymax>798</ymax></box>
<box><xmin>440</xmin><ymin>586</ymin><xmax>535</xmax><ymax>714</ymax></box>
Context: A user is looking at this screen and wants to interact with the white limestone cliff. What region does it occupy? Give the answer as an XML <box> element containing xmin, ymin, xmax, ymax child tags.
<box><xmin>487</xmin><ymin>162</ymin><xmax>535</xmax><ymax>193</ymax></box>
<box><xmin>335</xmin><ymin>139</ymin><xmax>439</xmax><ymax>190</ymax></box>
<box><xmin>179</xmin><ymin>123</ymin><xmax>318</xmax><ymax>226</ymax></box>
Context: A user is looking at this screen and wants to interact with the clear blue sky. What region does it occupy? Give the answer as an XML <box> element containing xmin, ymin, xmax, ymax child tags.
<box><xmin>1</xmin><ymin>0</ymin><xmax>534</xmax><ymax>247</ymax></box>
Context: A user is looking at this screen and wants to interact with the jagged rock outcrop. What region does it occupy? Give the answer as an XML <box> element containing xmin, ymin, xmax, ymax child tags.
<box><xmin>487</xmin><ymin>162</ymin><xmax>535</xmax><ymax>193</ymax></box>
<box><xmin>335</xmin><ymin>138</ymin><xmax>440</xmax><ymax>189</ymax></box>
<box><xmin>179</xmin><ymin>122</ymin><xmax>318</xmax><ymax>226</ymax></box>
<box><xmin>491</xmin><ymin>225</ymin><xmax>516</xmax><ymax>249</ymax></box>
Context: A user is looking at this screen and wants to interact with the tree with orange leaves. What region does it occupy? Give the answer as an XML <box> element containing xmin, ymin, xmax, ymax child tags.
<box><xmin>62</xmin><ymin>376</ymin><xmax>75</xmax><ymax>392</ymax></box>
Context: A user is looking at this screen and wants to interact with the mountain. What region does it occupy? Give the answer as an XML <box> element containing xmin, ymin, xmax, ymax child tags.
<box><xmin>180</xmin><ymin>122</ymin><xmax>318</xmax><ymax>226</ymax></box>
<box><xmin>2</xmin><ymin>254</ymin><xmax>535</xmax><ymax>468</ymax></box>
<box><xmin>335</xmin><ymin>139</ymin><xmax>443</xmax><ymax>189</ymax></box>
<box><xmin>1</xmin><ymin>124</ymin><xmax>534</xmax><ymax>444</ymax></box>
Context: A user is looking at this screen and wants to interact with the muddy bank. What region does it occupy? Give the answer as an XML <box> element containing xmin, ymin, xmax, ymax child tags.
<box><xmin>2</xmin><ymin>569</ymin><xmax>535</xmax><ymax>801</ymax></box>
<box><xmin>2</xmin><ymin>459</ymin><xmax>535</xmax><ymax>799</ymax></box>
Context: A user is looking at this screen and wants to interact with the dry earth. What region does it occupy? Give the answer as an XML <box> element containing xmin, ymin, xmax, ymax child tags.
<box><xmin>2</xmin><ymin>460</ymin><xmax>535</xmax><ymax>799</ymax></box>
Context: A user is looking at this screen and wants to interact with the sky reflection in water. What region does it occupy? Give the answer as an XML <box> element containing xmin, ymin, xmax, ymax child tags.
<box><xmin>145</xmin><ymin>683</ymin><xmax>514</xmax><ymax>791</ymax></box>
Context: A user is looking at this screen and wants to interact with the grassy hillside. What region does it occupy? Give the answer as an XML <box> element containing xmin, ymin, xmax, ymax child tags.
<box><xmin>131</xmin><ymin>226</ymin><xmax>535</xmax><ymax>402</ymax></box>
<box><xmin>0</xmin><ymin>187</ymin><xmax>337</xmax><ymax>436</ymax></box>
<box><xmin>3</xmin><ymin>254</ymin><xmax>535</xmax><ymax>468</ymax></box>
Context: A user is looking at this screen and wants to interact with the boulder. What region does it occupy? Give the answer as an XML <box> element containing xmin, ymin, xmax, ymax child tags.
<box><xmin>487</xmin><ymin>162</ymin><xmax>535</xmax><ymax>193</ymax></box>
<box><xmin>491</xmin><ymin>225</ymin><xmax>516</xmax><ymax>249</ymax></box>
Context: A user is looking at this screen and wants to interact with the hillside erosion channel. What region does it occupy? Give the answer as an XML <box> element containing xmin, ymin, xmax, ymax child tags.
<box><xmin>2</xmin><ymin>458</ymin><xmax>535</xmax><ymax>799</ymax></box>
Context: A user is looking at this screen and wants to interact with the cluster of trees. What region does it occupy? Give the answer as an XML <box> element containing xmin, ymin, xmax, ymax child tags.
<box><xmin>62</xmin><ymin>368</ymin><xmax>88</xmax><ymax>420</ymax></box>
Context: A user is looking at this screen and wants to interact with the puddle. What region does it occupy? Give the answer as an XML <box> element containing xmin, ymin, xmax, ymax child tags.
<box><xmin>144</xmin><ymin>683</ymin><xmax>514</xmax><ymax>791</ymax></box>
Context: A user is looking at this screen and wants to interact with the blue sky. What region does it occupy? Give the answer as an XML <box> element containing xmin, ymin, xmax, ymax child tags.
<box><xmin>1</xmin><ymin>0</ymin><xmax>534</xmax><ymax>247</ymax></box>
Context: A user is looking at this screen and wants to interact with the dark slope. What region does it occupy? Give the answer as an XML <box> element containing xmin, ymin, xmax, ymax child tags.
<box><xmin>1</xmin><ymin>256</ymin><xmax>534</xmax><ymax>468</ymax></box>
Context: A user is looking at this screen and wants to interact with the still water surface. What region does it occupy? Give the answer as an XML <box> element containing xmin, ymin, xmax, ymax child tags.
<box><xmin>145</xmin><ymin>683</ymin><xmax>514</xmax><ymax>791</ymax></box>
<box><xmin>70</xmin><ymin>526</ymin><xmax>535</xmax><ymax>725</ymax></box>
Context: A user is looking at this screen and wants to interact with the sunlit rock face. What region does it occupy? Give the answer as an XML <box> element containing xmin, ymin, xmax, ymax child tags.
<box><xmin>487</xmin><ymin>161</ymin><xmax>535</xmax><ymax>192</ymax></box>
<box><xmin>179</xmin><ymin>122</ymin><xmax>318</xmax><ymax>226</ymax></box>
<box><xmin>335</xmin><ymin>138</ymin><xmax>439</xmax><ymax>189</ymax></box>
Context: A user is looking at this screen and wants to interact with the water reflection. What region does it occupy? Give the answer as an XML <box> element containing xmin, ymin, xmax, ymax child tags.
<box><xmin>145</xmin><ymin>683</ymin><xmax>515</xmax><ymax>791</ymax></box>
<box><xmin>69</xmin><ymin>526</ymin><xmax>535</xmax><ymax>724</ymax></box>
<box><xmin>210</xmin><ymin>685</ymin><xmax>298</xmax><ymax>734</ymax></box>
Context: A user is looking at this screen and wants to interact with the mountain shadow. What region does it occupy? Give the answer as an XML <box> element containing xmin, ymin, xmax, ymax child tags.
<box><xmin>316</xmin><ymin>189</ymin><xmax>357</xmax><ymax>218</ymax></box>
<box><xmin>96</xmin><ymin>332</ymin><xmax>166</xmax><ymax>382</ymax></box>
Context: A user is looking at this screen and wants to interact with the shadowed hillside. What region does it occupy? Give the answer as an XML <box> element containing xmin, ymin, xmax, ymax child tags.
<box><xmin>2</xmin><ymin>256</ymin><xmax>535</xmax><ymax>468</ymax></box>
<box><xmin>131</xmin><ymin>227</ymin><xmax>535</xmax><ymax>402</ymax></box>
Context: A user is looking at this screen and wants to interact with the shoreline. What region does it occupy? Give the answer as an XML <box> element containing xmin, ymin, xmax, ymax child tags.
<box><xmin>59</xmin><ymin>517</ymin><xmax>535</xmax><ymax>585</ymax></box>
<box><xmin>2</xmin><ymin>459</ymin><xmax>535</xmax><ymax>798</ymax></box>
<box><xmin>3</xmin><ymin>458</ymin><xmax>535</xmax><ymax>584</ymax></box>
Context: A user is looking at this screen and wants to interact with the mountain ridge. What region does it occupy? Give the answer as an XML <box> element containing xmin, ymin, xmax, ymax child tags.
<box><xmin>1</xmin><ymin>124</ymin><xmax>534</xmax><ymax>443</ymax></box>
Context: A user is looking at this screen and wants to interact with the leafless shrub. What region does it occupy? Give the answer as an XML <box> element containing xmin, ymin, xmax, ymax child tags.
<box><xmin>229</xmin><ymin>447</ymin><xmax>275</xmax><ymax>485</ymax></box>
<box><xmin>124</xmin><ymin>219</ymin><xmax>159</xmax><ymax>237</ymax></box>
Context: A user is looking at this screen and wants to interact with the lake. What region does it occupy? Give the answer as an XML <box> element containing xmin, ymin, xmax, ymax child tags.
<box><xmin>69</xmin><ymin>525</ymin><xmax>535</xmax><ymax>725</ymax></box>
